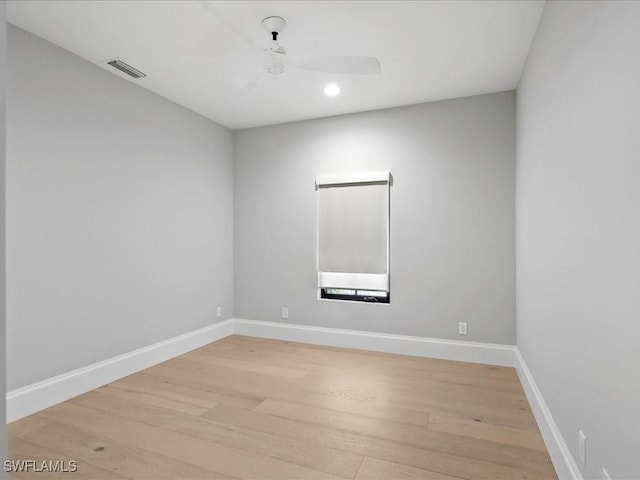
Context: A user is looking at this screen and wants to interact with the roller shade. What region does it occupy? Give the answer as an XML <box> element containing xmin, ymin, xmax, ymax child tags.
<box><xmin>317</xmin><ymin>172</ymin><xmax>390</xmax><ymax>291</ymax></box>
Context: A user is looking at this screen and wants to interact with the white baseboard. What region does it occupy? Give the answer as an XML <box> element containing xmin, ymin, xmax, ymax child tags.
<box><xmin>6</xmin><ymin>319</ymin><xmax>235</xmax><ymax>422</ymax></box>
<box><xmin>514</xmin><ymin>348</ymin><xmax>582</xmax><ymax>480</ymax></box>
<box><xmin>5</xmin><ymin>315</ymin><xmax>579</xmax><ymax>480</ymax></box>
<box><xmin>233</xmin><ymin>318</ymin><xmax>516</xmax><ymax>367</ymax></box>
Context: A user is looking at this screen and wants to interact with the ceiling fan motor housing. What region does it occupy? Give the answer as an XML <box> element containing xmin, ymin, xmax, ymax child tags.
<box><xmin>262</xmin><ymin>16</ymin><xmax>287</xmax><ymax>74</ymax></box>
<box><xmin>266</xmin><ymin>62</ymin><xmax>285</xmax><ymax>75</ymax></box>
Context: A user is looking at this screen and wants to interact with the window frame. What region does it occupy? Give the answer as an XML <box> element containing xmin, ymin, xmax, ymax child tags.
<box><xmin>320</xmin><ymin>288</ymin><xmax>390</xmax><ymax>304</ymax></box>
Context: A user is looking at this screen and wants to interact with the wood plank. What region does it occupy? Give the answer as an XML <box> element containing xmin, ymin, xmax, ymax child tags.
<box><xmin>107</xmin><ymin>377</ymin><xmax>219</xmax><ymax>409</ymax></box>
<box><xmin>126</xmin><ymin>369</ymin><xmax>265</xmax><ymax>409</ymax></box>
<box><xmin>416</xmin><ymin>400</ymin><xmax>539</xmax><ymax>432</ymax></box>
<box><xmin>355</xmin><ymin>457</ymin><xmax>462</xmax><ymax>480</ymax></box>
<box><xmin>183</xmin><ymin>349</ymin><xmax>309</xmax><ymax>379</ymax></box>
<box><xmin>7</xmin><ymin>416</ymin><xmax>50</xmax><ymax>439</ymax></box>
<box><xmin>428</xmin><ymin>412</ymin><xmax>548</xmax><ymax>452</ymax></box>
<box><xmin>431</xmin><ymin>370</ymin><xmax>524</xmax><ymax>394</ymax></box>
<box><xmin>97</xmin><ymin>384</ymin><xmax>210</xmax><ymax>416</ymax></box>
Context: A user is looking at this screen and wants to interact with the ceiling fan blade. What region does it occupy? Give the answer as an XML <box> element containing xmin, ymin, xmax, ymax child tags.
<box><xmin>237</xmin><ymin>72</ymin><xmax>267</xmax><ymax>94</ymax></box>
<box><xmin>267</xmin><ymin>52</ymin><xmax>381</xmax><ymax>75</ymax></box>
<box><xmin>200</xmin><ymin>1</ymin><xmax>261</xmax><ymax>52</ymax></box>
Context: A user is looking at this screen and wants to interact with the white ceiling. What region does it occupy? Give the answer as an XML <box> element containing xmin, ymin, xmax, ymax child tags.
<box><xmin>7</xmin><ymin>1</ymin><xmax>544</xmax><ymax>130</ymax></box>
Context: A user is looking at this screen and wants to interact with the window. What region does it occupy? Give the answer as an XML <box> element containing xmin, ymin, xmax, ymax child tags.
<box><xmin>316</xmin><ymin>171</ymin><xmax>390</xmax><ymax>303</ymax></box>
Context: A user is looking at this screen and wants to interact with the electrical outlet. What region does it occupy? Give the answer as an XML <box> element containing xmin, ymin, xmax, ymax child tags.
<box><xmin>602</xmin><ymin>468</ymin><xmax>611</xmax><ymax>480</ymax></box>
<box><xmin>458</xmin><ymin>322</ymin><xmax>468</xmax><ymax>335</ymax></box>
<box><xmin>281</xmin><ymin>307</ymin><xmax>289</xmax><ymax>320</ymax></box>
<box><xmin>578</xmin><ymin>430</ymin><xmax>586</xmax><ymax>466</ymax></box>
<box><xmin>216</xmin><ymin>306</ymin><xmax>222</xmax><ymax>318</ymax></box>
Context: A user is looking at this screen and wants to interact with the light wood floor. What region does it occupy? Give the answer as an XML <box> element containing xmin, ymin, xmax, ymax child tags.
<box><xmin>8</xmin><ymin>335</ymin><xmax>558</xmax><ymax>479</ymax></box>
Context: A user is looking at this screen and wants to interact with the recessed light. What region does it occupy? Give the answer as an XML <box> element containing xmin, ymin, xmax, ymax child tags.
<box><xmin>324</xmin><ymin>84</ymin><xmax>341</xmax><ymax>97</ymax></box>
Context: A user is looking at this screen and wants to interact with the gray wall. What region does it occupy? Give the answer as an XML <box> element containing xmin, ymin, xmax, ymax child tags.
<box><xmin>6</xmin><ymin>26</ymin><xmax>234</xmax><ymax>391</ymax></box>
<box><xmin>234</xmin><ymin>92</ymin><xmax>515</xmax><ymax>344</ymax></box>
<box><xmin>0</xmin><ymin>2</ymin><xmax>6</xmax><ymax>470</ymax></box>
<box><xmin>516</xmin><ymin>2</ymin><xmax>640</xmax><ymax>479</ymax></box>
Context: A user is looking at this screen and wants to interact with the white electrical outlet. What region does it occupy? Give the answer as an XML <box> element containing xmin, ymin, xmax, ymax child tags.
<box><xmin>458</xmin><ymin>322</ymin><xmax>468</xmax><ymax>335</ymax></box>
<box><xmin>578</xmin><ymin>430</ymin><xmax>586</xmax><ymax>466</ymax></box>
<box><xmin>216</xmin><ymin>306</ymin><xmax>222</xmax><ymax>318</ymax></box>
<box><xmin>281</xmin><ymin>307</ymin><xmax>289</xmax><ymax>319</ymax></box>
<box><xmin>602</xmin><ymin>468</ymin><xmax>611</xmax><ymax>480</ymax></box>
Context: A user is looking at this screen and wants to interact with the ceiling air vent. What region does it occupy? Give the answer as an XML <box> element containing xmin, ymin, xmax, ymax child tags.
<box><xmin>107</xmin><ymin>59</ymin><xmax>146</xmax><ymax>79</ymax></box>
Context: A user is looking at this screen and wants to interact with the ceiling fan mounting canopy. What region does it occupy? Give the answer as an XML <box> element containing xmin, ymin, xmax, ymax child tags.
<box><xmin>262</xmin><ymin>16</ymin><xmax>287</xmax><ymax>36</ymax></box>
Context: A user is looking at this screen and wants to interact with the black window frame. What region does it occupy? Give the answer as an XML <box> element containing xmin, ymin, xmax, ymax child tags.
<box><xmin>320</xmin><ymin>288</ymin><xmax>390</xmax><ymax>304</ymax></box>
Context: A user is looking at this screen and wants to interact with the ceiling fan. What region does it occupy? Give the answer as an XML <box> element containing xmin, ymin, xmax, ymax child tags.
<box><xmin>201</xmin><ymin>2</ymin><xmax>381</xmax><ymax>77</ymax></box>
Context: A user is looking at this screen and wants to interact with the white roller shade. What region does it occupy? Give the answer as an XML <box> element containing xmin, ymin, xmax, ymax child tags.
<box><xmin>317</xmin><ymin>172</ymin><xmax>390</xmax><ymax>291</ymax></box>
